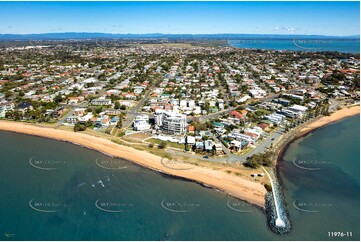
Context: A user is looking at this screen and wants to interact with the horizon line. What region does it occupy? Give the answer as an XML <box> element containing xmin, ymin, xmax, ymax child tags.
<box><xmin>0</xmin><ymin>32</ymin><xmax>360</xmax><ymax>37</ymax></box>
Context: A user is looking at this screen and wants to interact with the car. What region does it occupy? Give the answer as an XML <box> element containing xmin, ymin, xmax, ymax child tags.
<box><xmin>271</xmin><ymin>138</ymin><xmax>275</xmax><ymax>140</ymax></box>
<box><xmin>203</xmin><ymin>156</ymin><xmax>209</xmax><ymax>159</ymax></box>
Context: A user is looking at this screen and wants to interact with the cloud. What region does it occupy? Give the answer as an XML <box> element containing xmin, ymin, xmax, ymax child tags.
<box><xmin>110</xmin><ymin>24</ymin><xmax>124</xmax><ymax>28</ymax></box>
<box><xmin>272</xmin><ymin>26</ymin><xmax>297</xmax><ymax>34</ymax></box>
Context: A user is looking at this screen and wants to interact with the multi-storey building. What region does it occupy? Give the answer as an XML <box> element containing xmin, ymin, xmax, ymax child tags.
<box><xmin>0</xmin><ymin>102</ymin><xmax>14</xmax><ymax>118</ymax></box>
<box><xmin>157</xmin><ymin>111</ymin><xmax>187</xmax><ymax>135</ymax></box>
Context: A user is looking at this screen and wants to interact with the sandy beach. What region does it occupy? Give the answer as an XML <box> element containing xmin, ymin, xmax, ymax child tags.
<box><xmin>274</xmin><ymin>105</ymin><xmax>360</xmax><ymax>166</ymax></box>
<box><xmin>0</xmin><ymin>120</ymin><xmax>266</xmax><ymax>207</ymax></box>
<box><xmin>0</xmin><ymin>106</ymin><xmax>358</xmax><ymax>208</ymax></box>
<box><xmin>297</xmin><ymin>105</ymin><xmax>360</xmax><ymax>138</ymax></box>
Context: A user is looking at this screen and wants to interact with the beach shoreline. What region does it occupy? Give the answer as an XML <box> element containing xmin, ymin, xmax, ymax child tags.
<box><xmin>296</xmin><ymin>105</ymin><xmax>360</xmax><ymax>138</ymax></box>
<box><xmin>275</xmin><ymin>105</ymin><xmax>360</xmax><ymax>166</ymax></box>
<box><xmin>0</xmin><ymin>105</ymin><xmax>358</xmax><ymax>209</ymax></box>
<box><xmin>271</xmin><ymin>105</ymin><xmax>360</xmax><ymax>233</ymax></box>
<box><xmin>0</xmin><ymin>120</ymin><xmax>267</xmax><ymax>208</ymax></box>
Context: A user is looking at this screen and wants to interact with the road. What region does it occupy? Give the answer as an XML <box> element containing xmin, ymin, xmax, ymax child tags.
<box><xmin>164</xmin><ymin>126</ymin><xmax>285</xmax><ymax>164</ymax></box>
<box><xmin>56</xmin><ymin>102</ymin><xmax>88</xmax><ymax>126</ymax></box>
<box><xmin>246</xmin><ymin>127</ymin><xmax>285</xmax><ymax>157</ymax></box>
<box><xmin>122</xmin><ymin>80</ymin><xmax>159</xmax><ymax>128</ymax></box>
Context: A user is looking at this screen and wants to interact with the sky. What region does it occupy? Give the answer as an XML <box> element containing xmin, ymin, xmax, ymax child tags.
<box><xmin>0</xmin><ymin>1</ymin><xmax>359</xmax><ymax>36</ymax></box>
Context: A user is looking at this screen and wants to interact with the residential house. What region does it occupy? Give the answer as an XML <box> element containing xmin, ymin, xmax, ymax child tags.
<box><xmin>17</xmin><ymin>102</ymin><xmax>33</xmax><ymax>113</ymax></box>
<box><xmin>91</xmin><ymin>98</ymin><xmax>112</xmax><ymax>106</ymax></box>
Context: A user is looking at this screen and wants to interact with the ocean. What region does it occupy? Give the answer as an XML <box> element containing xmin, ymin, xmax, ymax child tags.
<box><xmin>229</xmin><ymin>39</ymin><xmax>360</xmax><ymax>54</ymax></box>
<box><xmin>0</xmin><ymin>115</ymin><xmax>359</xmax><ymax>240</ymax></box>
<box><xmin>278</xmin><ymin>115</ymin><xmax>360</xmax><ymax>240</ymax></box>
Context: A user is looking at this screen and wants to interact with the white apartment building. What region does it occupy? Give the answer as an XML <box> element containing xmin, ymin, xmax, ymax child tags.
<box><xmin>288</xmin><ymin>104</ymin><xmax>308</xmax><ymax>113</ymax></box>
<box><xmin>133</xmin><ymin>115</ymin><xmax>151</xmax><ymax>131</ymax></box>
<box><xmin>180</xmin><ymin>100</ymin><xmax>187</xmax><ymax>108</ymax></box>
<box><xmin>74</xmin><ymin>108</ymin><xmax>87</xmax><ymax>116</ymax></box>
<box><xmin>91</xmin><ymin>98</ymin><xmax>112</xmax><ymax>106</ymax></box>
<box><xmin>265</xmin><ymin>113</ymin><xmax>286</xmax><ymax>125</ymax></box>
<box><xmin>158</xmin><ymin>111</ymin><xmax>187</xmax><ymax>135</ymax></box>
<box><xmin>0</xmin><ymin>102</ymin><xmax>14</xmax><ymax>118</ymax></box>
<box><xmin>155</xmin><ymin>109</ymin><xmax>166</xmax><ymax>126</ymax></box>
<box><xmin>66</xmin><ymin>115</ymin><xmax>79</xmax><ymax>125</ymax></box>
<box><xmin>78</xmin><ymin>113</ymin><xmax>94</xmax><ymax>123</ymax></box>
<box><xmin>188</xmin><ymin>100</ymin><xmax>195</xmax><ymax>108</ymax></box>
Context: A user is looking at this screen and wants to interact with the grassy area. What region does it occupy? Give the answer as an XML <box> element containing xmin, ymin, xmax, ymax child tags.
<box><xmin>123</xmin><ymin>133</ymin><xmax>151</xmax><ymax>142</ymax></box>
<box><xmin>57</xmin><ymin>125</ymin><xmax>115</xmax><ymax>140</ymax></box>
<box><xmin>109</xmin><ymin>137</ymin><xmax>269</xmax><ymax>185</ymax></box>
<box><xmin>31</xmin><ymin>122</ymin><xmax>58</xmax><ymax>128</ymax></box>
<box><xmin>222</xmin><ymin>166</ymin><xmax>270</xmax><ymax>184</ymax></box>
<box><xmin>47</xmin><ymin>123</ymin><xmax>268</xmax><ymax>185</ymax></box>
<box><xmin>239</xmin><ymin>146</ymin><xmax>253</xmax><ymax>155</ymax></box>
<box><xmin>146</xmin><ymin>138</ymin><xmax>185</xmax><ymax>150</ymax></box>
<box><xmin>256</xmin><ymin>108</ymin><xmax>272</xmax><ymax>115</ymax></box>
<box><xmin>105</xmin><ymin>125</ymin><xmax>113</xmax><ymax>134</ymax></box>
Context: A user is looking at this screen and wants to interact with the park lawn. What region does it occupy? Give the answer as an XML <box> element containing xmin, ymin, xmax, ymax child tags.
<box><xmin>239</xmin><ymin>146</ymin><xmax>253</xmax><ymax>155</ymax></box>
<box><xmin>147</xmin><ymin>138</ymin><xmax>185</xmax><ymax>150</ymax></box>
<box><xmin>123</xmin><ymin>133</ymin><xmax>151</xmax><ymax>142</ymax></box>
<box><xmin>256</xmin><ymin>108</ymin><xmax>272</xmax><ymax>115</ymax></box>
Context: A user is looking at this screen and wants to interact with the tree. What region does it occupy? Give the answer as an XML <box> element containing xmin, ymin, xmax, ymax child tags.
<box><xmin>244</xmin><ymin>158</ymin><xmax>259</xmax><ymax>169</ymax></box>
<box><xmin>244</xmin><ymin>152</ymin><xmax>273</xmax><ymax>168</ymax></box>
<box><xmin>5</xmin><ymin>110</ymin><xmax>22</xmax><ymax>121</ymax></box>
<box><xmin>230</xmin><ymin>101</ymin><xmax>238</xmax><ymax>107</ymax></box>
<box><xmin>5</xmin><ymin>91</ymin><xmax>12</xmax><ymax>98</ymax></box>
<box><xmin>116</xmin><ymin>119</ymin><xmax>122</xmax><ymax>129</ymax></box>
<box><xmin>114</xmin><ymin>101</ymin><xmax>120</xmax><ymax>110</ymax></box>
<box><xmin>202</xmin><ymin>135</ymin><xmax>209</xmax><ymax>141</ymax></box>
<box><xmin>95</xmin><ymin>106</ymin><xmax>102</xmax><ymax>114</ymax></box>
<box><xmin>158</xmin><ymin>141</ymin><xmax>167</xmax><ymax>149</ymax></box>
<box><xmin>74</xmin><ymin>123</ymin><xmax>87</xmax><ymax>132</ymax></box>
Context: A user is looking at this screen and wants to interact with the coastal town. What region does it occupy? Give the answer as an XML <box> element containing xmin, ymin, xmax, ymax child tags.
<box><xmin>1</xmin><ymin>1</ymin><xmax>360</xmax><ymax>240</ymax></box>
<box><xmin>0</xmin><ymin>40</ymin><xmax>359</xmax><ymax>170</ymax></box>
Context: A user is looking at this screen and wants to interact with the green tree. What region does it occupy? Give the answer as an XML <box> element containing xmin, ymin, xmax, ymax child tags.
<box><xmin>95</xmin><ymin>106</ymin><xmax>103</xmax><ymax>114</ymax></box>
<box><xmin>244</xmin><ymin>152</ymin><xmax>273</xmax><ymax>168</ymax></box>
<box><xmin>116</xmin><ymin>118</ymin><xmax>122</xmax><ymax>129</ymax></box>
<box><xmin>114</xmin><ymin>101</ymin><xmax>120</xmax><ymax>110</ymax></box>
<box><xmin>54</xmin><ymin>94</ymin><xmax>63</xmax><ymax>103</ymax></box>
<box><xmin>74</xmin><ymin>123</ymin><xmax>87</xmax><ymax>132</ymax></box>
<box><xmin>158</xmin><ymin>141</ymin><xmax>167</xmax><ymax>149</ymax></box>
